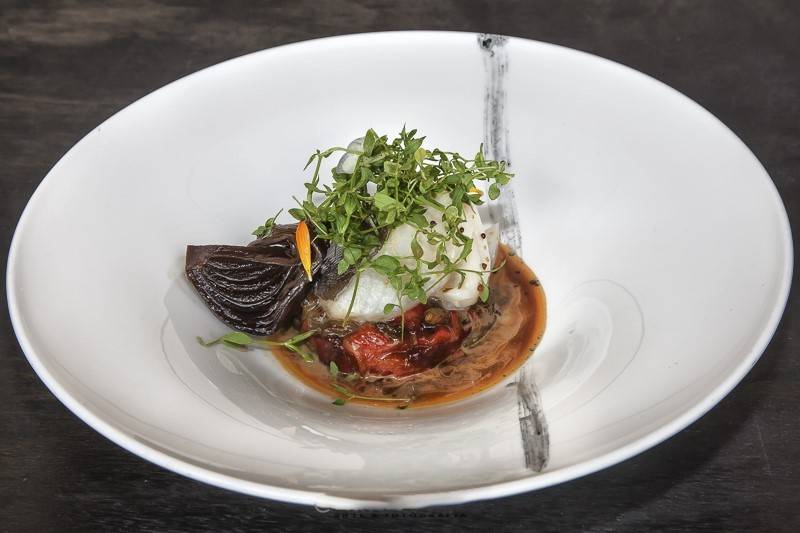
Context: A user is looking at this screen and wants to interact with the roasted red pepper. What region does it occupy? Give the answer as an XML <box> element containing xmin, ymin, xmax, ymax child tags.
<box><xmin>308</xmin><ymin>304</ymin><xmax>467</xmax><ymax>378</ymax></box>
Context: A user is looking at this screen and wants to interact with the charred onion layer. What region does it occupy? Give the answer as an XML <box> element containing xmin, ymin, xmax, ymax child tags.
<box><xmin>185</xmin><ymin>224</ymin><xmax>324</xmax><ymax>336</ymax></box>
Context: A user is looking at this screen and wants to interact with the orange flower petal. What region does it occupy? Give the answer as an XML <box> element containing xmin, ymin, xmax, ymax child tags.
<box><xmin>295</xmin><ymin>220</ymin><xmax>313</xmax><ymax>281</ymax></box>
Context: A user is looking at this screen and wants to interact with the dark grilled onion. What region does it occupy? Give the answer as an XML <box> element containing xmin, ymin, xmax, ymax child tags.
<box><xmin>311</xmin><ymin>243</ymin><xmax>355</xmax><ymax>300</ymax></box>
<box><xmin>185</xmin><ymin>224</ymin><xmax>324</xmax><ymax>336</ymax></box>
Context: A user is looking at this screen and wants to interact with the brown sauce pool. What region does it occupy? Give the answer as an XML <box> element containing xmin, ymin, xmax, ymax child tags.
<box><xmin>271</xmin><ymin>245</ymin><xmax>546</xmax><ymax>408</ymax></box>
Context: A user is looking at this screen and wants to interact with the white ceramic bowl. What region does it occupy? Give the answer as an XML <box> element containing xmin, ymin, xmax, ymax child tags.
<box><xmin>7</xmin><ymin>32</ymin><xmax>792</xmax><ymax>509</ymax></box>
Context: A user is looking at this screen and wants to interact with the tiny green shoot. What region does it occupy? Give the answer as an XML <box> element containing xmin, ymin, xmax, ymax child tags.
<box><xmin>253</xmin><ymin>127</ymin><xmax>512</xmax><ymax>320</ymax></box>
<box><xmin>197</xmin><ymin>329</ymin><xmax>318</xmax><ymax>362</ymax></box>
<box><xmin>329</xmin><ymin>382</ymin><xmax>412</xmax><ymax>405</ymax></box>
<box><xmin>251</xmin><ymin>209</ymin><xmax>283</xmax><ymax>238</ymax></box>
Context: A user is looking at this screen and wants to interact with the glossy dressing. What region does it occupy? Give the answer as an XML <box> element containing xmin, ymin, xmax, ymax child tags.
<box><xmin>272</xmin><ymin>246</ymin><xmax>546</xmax><ymax>408</ymax></box>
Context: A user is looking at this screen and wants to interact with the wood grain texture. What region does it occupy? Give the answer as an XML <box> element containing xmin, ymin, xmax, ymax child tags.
<box><xmin>1</xmin><ymin>1</ymin><xmax>798</xmax><ymax>531</ymax></box>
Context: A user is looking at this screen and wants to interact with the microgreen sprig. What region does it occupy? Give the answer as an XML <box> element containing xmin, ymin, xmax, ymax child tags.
<box><xmin>251</xmin><ymin>209</ymin><xmax>283</xmax><ymax>238</ymax></box>
<box><xmin>328</xmin><ymin>360</ymin><xmax>360</xmax><ymax>382</ymax></box>
<box><xmin>197</xmin><ymin>330</ymin><xmax>317</xmax><ymax>362</ymax></box>
<box><xmin>327</xmin><ymin>357</ymin><xmax>409</xmax><ymax>405</ymax></box>
<box><xmin>256</xmin><ymin>126</ymin><xmax>513</xmax><ymax>319</ymax></box>
<box><xmin>329</xmin><ymin>383</ymin><xmax>412</xmax><ymax>406</ymax></box>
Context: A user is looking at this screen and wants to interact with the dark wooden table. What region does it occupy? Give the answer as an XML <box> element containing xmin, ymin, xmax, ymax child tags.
<box><xmin>1</xmin><ymin>1</ymin><xmax>798</xmax><ymax>531</ymax></box>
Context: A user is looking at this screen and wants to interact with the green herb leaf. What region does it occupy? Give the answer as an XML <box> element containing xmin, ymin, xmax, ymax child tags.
<box><xmin>414</xmin><ymin>147</ymin><xmax>427</xmax><ymax>165</ymax></box>
<box><xmin>330</xmin><ymin>382</ymin><xmax>411</xmax><ymax>403</ymax></box>
<box><xmin>286</xmin><ymin>329</ymin><xmax>318</xmax><ymax>344</ymax></box>
<box><xmin>219</xmin><ymin>332</ymin><xmax>253</xmax><ymax>346</ymax></box>
<box><xmin>199</xmin><ymin>330</ymin><xmax>318</xmax><ymax>363</ymax></box>
<box><xmin>480</xmin><ymin>282</ymin><xmax>490</xmax><ymax>303</ymax></box>
<box><xmin>343</xmin><ymin>246</ymin><xmax>361</xmax><ymax>265</ymax></box>
<box><xmin>252</xmin><ymin>208</ymin><xmax>283</xmax><ymax>238</ymax></box>
<box><xmin>344</xmin><ymin>195</ymin><xmax>358</xmax><ymax>215</ymax></box>
<box><xmin>383</xmin><ymin>161</ymin><xmax>401</xmax><ymax>177</ymax></box>
<box><xmin>457</xmin><ymin>238</ymin><xmax>473</xmax><ymax>262</ymax></box>
<box><xmin>251</xmin><ymin>127</ymin><xmax>513</xmax><ymax>318</ymax></box>
<box><xmin>288</xmin><ymin>344</ymin><xmax>315</xmax><ymax>363</ymax></box>
<box><xmin>371</xmin><ymin>254</ymin><xmax>401</xmax><ymax>275</ymax></box>
<box><xmin>329</xmin><ymin>361</ymin><xmax>339</xmax><ymax>378</ymax></box>
<box><xmin>408</xmin><ymin>213</ymin><xmax>429</xmax><ymax>229</ymax></box>
<box><xmin>373</xmin><ymin>191</ymin><xmax>399</xmax><ymax>211</ymax></box>
<box><xmin>443</xmin><ymin>205</ymin><xmax>460</xmax><ymax>227</ymax></box>
<box><xmin>332</xmin><ymin>398</ymin><xmax>346</xmax><ymax>406</ymax></box>
<box><xmin>331</xmin><ymin>383</ymin><xmax>352</xmax><ymax>396</ymax></box>
<box><xmin>411</xmin><ymin>238</ymin><xmax>424</xmax><ymax>259</ymax></box>
<box><xmin>362</xmin><ymin>129</ymin><xmax>378</xmax><ymax>156</ymax></box>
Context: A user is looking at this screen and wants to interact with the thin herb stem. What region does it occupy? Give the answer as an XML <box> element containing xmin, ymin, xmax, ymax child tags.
<box><xmin>343</xmin><ymin>270</ymin><xmax>361</xmax><ymax>325</ymax></box>
<box><xmin>253</xmin><ymin>127</ymin><xmax>512</xmax><ymax>315</ymax></box>
<box><xmin>331</xmin><ymin>383</ymin><xmax>411</xmax><ymax>404</ymax></box>
<box><xmin>197</xmin><ymin>330</ymin><xmax>318</xmax><ymax>362</ymax></box>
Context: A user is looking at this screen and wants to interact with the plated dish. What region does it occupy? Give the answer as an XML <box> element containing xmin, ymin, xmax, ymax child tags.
<box><xmin>6</xmin><ymin>32</ymin><xmax>791</xmax><ymax>508</ymax></box>
<box><xmin>185</xmin><ymin>128</ymin><xmax>546</xmax><ymax>407</ymax></box>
